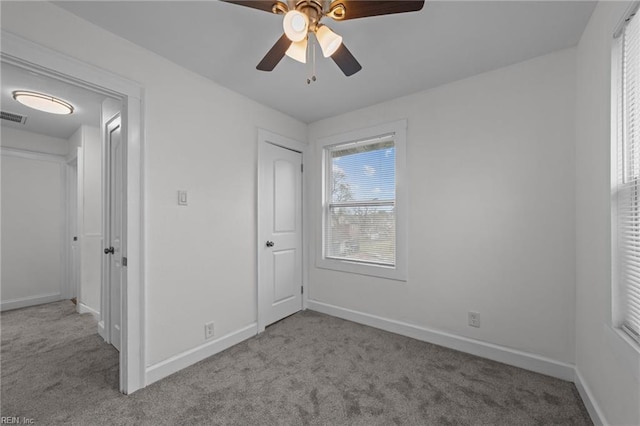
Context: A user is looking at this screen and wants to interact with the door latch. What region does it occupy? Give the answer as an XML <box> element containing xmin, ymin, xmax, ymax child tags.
<box><xmin>266</xmin><ymin>241</ymin><xmax>275</xmax><ymax>247</ymax></box>
<box><xmin>104</xmin><ymin>247</ymin><xmax>115</xmax><ymax>254</ymax></box>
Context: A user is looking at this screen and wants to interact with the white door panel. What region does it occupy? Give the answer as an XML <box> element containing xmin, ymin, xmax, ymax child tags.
<box><xmin>274</xmin><ymin>159</ymin><xmax>297</xmax><ymax>232</ymax></box>
<box><xmin>259</xmin><ymin>141</ymin><xmax>303</xmax><ymax>328</ymax></box>
<box><xmin>107</xmin><ymin>117</ymin><xmax>123</xmax><ymax>351</ymax></box>
<box><xmin>69</xmin><ymin>158</ymin><xmax>79</xmax><ymax>300</ymax></box>
<box><xmin>273</xmin><ymin>249</ymin><xmax>296</xmax><ymax>303</ymax></box>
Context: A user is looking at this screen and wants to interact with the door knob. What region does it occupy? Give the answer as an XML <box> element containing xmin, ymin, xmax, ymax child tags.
<box><xmin>266</xmin><ymin>241</ymin><xmax>275</xmax><ymax>247</ymax></box>
<box><xmin>104</xmin><ymin>247</ymin><xmax>115</xmax><ymax>254</ymax></box>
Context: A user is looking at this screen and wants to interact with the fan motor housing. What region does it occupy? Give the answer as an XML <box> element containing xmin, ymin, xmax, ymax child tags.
<box><xmin>295</xmin><ymin>0</ymin><xmax>324</xmax><ymax>29</ymax></box>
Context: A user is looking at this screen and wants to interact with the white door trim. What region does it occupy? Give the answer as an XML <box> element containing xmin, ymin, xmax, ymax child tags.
<box><xmin>257</xmin><ymin>129</ymin><xmax>307</xmax><ymax>332</ymax></box>
<box><xmin>1</xmin><ymin>31</ymin><xmax>146</xmax><ymax>394</ymax></box>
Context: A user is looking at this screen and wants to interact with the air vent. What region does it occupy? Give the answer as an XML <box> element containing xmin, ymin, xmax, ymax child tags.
<box><xmin>1</xmin><ymin>111</ymin><xmax>27</xmax><ymax>125</ymax></box>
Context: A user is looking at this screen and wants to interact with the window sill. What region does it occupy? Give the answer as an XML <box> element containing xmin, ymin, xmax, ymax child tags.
<box><xmin>316</xmin><ymin>257</ymin><xmax>407</xmax><ymax>281</ymax></box>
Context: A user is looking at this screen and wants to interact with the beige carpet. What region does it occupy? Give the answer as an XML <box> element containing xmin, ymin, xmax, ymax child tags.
<box><xmin>1</xmin><ymin>300</ymin><xmax>591</xmax><ymax>425</ymax></box>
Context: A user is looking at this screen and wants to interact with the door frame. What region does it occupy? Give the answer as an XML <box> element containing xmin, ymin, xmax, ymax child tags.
<box><xmin>1</xmin><ymin>31</ymin><xmax>146</xmax><ymax>394</ymax></box>
<box><xmin>257</xmin><ymin>129</ymin><xmax>308</xmax><ymax>332</ymax></box>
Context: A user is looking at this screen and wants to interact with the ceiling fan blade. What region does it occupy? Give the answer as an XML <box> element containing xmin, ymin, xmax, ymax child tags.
<box><xmin>329</xmin><ymin>0</ymin><xmax>424</xmax><ymax>20</ymax></box>
<box><xmin>257</xmin><ymin>34</ymin><xmax>292</xmax><ymax>71</ymax></box>
<box><xmin>331</xmin><ymin>43</ymin><xmax>362</xmax><ymax>76</ymax></box>
<box><xmin>220</xmin><ymin>0</ymin><xmax>280</xmax><ymax>14</ymax></box>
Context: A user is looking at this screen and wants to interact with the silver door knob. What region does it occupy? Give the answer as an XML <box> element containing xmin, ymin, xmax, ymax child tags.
<box><xmin>266</xmin><ymin>241</ymin><xmax>275</xmax><ymax>247</ymax></box>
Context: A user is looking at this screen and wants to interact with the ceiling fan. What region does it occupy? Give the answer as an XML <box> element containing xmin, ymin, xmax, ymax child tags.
<box><xmin>222</xmin><ymin>0</ymin><xmax>425</xmax><ymax>77</ymax></box>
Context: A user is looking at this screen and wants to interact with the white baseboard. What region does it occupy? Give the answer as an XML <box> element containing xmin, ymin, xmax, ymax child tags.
<box><xmin>77</xmin><ymin>303</ymin><xmax>100</xmax><ymax>318</ymax></box>
<box><xmin>307</xmin><ymin>300</ymin><xmax>575</xmax><ymax>382</ymax></box>
<box><xmin>97</xmin><ymin>321</ymin><xmax>107</xmax><ymax>341</ymax></box>
<box><xmin>574</xmin><ymin>369</ymin><xmax>606</xmax><ymax>426</ymax></box>
<box><xmin>145</xmin><ymin>323</ymin><xmax>258</xmax><ymax>386</ymax></box>
<box><xmin>0</xmin><ymin>293</ymin><xmax>61</xmax><ymax>312</ymax></box>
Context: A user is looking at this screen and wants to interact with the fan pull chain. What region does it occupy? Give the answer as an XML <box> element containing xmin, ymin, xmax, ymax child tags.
<box><xmin>307</xmin><ymin>36</ymin><xmax>317</xmax><ymax>85</ymax></box>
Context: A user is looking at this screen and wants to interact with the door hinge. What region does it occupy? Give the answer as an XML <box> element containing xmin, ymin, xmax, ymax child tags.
<box><xmin>301</xmin><ymin>164</ymin><xmax>304</xmax><ymax>173</ymax></box>
<box><xmin>301</xmin><ymin>286</ymin><xmax>304</xmax><ymax>295</ymax></box>
<box><xmin>122</xmin><ymin>257</ymin><xmax>128</xmax><ymax>267</ymax></box>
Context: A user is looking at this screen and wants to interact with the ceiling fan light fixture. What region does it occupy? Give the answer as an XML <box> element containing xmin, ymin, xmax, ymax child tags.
<box><xmin>12</xmin><ymin>90</ymin><xmax>74</xmax><ymax>115</ymax></box>
<box><xmin>283</xmin><ymin>10</ymin><xmax>309</xmax><ymax>42</ymax></box>
<box><xmin>286</xmin><ymin>38</ymin><xmax>308</xmax><ymax>63</ymax></box>
<box><xmin>316</xmin><ymin>25</ymin><xmax>343</xmax><ymax>58</ymax></box>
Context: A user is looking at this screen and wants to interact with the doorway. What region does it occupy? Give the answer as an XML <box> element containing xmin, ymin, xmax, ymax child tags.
<box><xmin>1</xmin><ymin>31</ymin><xmax>145</xmax><ymax>393</ymax></box>
<box><xmin>257</xmin><ymin>130</ymin><xmax>306</xmax><ymax>332</ymax></box>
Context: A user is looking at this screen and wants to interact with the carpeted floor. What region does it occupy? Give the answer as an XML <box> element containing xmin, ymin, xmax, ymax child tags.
<box><xmin>1</xmin><ymin>300</ymin><xmax>592</xmax><ymax>425</ymax></box>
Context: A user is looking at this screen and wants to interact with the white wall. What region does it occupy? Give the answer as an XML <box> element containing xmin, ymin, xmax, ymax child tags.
<box><xmin>69</xmin><ymin>125</ymin><xmax>102</xmax><ymax>315</ymax></box>
<box><xmin>1</xmin><ymin>128</ymin><xmax>66</xmax><ymax>310</ymax></box>
<box><xmin>308</xmin><ymin>48</ymin><xmax>577</xmax><ymax>365</ymax></box>
<box><xmin>1</xmin><ymin>126</ymin><xmax>68</xmax><ymax>155</ymax></box>
<box><xmin>575</xmin><ymin>2</ymin><xmax>640</xmax><ymax>425</ymax></box>
<box><xmin>0</xmin><ymin>1</ymin><xmax>306</xmax><ymax>370</ymax></box>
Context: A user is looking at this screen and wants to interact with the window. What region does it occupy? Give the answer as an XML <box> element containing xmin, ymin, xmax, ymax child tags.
<box><xmin>326</xmin><ymin>138</ymin><xmax>396</xmax><ymax>265</ymax></box>
<box><xmin>317</xmin><ymin>120</ymin><xmax>407</xmax><ymax>281</ymax></box>
<box><xmin>614</xmin><ymin>9</ymin><xmax>640</xmax><ymax>345</ymax></box>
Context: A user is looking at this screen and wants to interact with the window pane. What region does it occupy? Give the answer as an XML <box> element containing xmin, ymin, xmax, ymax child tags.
<box><xmin>326</xmin><ymin>205</ymin><xmax>395</xmax><ymax>266</ymax></box>
<box><xmin>618</xmin><ymin>12</ymin><xmax>640</xmax><ymax>343</ymax></box>
<box><xmin>330</xmin><ymin>140</ymin><xmax>395</xmax><ymax>203</ymax></box>
<box><xmin>624</xmin><ymin>16</ymin><xmax>640</xmax><ymax>183</ymax></box>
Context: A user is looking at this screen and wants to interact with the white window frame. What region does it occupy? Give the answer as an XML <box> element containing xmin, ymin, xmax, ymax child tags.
<box><xmin>611</xmin><ymin>3</ymin><xmax>640</xmax><ymax>353</ymax></box>
<box><xmin>316</xmin><ymin>120</ymin><xmax>408</xmax><ymax>281</ymax></box>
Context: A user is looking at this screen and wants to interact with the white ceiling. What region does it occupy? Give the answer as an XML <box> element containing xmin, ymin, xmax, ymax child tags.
<box><xmin>1</xmin><ymin>62</ymin><xmax>107</xmax><ymax>139</ymax></box>
<box><xmin>55</xmin><ymin>1</ymin><xmax>596</xmax><ymax>123</ymax></box>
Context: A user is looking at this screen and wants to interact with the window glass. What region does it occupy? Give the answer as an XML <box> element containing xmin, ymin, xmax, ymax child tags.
<box><xmin>325</xmin><ymin>139</ymin><xmax>396</xmax><ymax>266</ymax></box>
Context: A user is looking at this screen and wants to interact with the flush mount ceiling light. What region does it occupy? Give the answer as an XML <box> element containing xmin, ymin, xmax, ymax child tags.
<box><xmin>12</xmin><ymin>90</ymin><xmax>74</xmax><ymax>115</ymax></box>
<box><xmin>222</xmin><ymin>0</ymin><xmax>425</xmax><ymax>78</ymax></box>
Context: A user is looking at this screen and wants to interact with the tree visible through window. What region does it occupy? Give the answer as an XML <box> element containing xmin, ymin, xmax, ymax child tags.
<box><xmin>325</xmin><ymin>137</ymin><xmax>396</xmax><ymax>266</ymax></box>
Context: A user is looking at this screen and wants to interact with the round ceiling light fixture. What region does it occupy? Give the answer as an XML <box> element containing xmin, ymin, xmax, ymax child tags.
<box><xmin>12</xmin><ymin>90</ymin><xmax>74</xmax><ymax>115</ymax></box>
<box><xmin>283</xmin><ymin>10</ymin><xmax>309</xmax><ymax>42</ymax></box>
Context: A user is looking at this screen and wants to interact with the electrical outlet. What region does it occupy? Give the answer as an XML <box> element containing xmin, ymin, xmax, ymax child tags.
<box><xmin>204</xmin><ymin>321</ymin><xmax>215</xmax><ymax>339</ymax></box>
<box><xmin>468</xmin><ymin>311</ymin><xmax>481</xmax><ymax>328</ymax></box>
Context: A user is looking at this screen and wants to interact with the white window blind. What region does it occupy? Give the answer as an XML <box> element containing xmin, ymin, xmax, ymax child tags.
<box><xmin>617</xmin><ymin>11</ymin><xmax>640</xmax><ymax>344</ymax></box>
<box><xmin>325</xmin><ymin>136</ymin><xmax>396</xmax><ymax>267</ymax></box>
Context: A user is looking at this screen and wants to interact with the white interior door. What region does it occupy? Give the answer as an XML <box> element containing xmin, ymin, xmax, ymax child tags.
<box><xmin>259</xmin><ymin>141</ymin><xmax>303</xmax><ymax>329</ymax></box>
<box><xmin>106</xmin><ymin>116</ymin><xmax>123</xmax><ymax>351</ymax></box>
<box><xmin>68</xmin><ymin>158</ymin><xmax>79</xmax><ymax>300</ymax></box>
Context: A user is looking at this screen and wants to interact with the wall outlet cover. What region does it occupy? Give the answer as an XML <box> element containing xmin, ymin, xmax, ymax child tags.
<box><xmin>204</xmin><ymin>321</ymin><xmax>214</xmax><ymax>339</ymax></box>
<box><xmin>468</xmin><ymin>311</ymin><xmax>481</xmax><ymax>328</ymax></box>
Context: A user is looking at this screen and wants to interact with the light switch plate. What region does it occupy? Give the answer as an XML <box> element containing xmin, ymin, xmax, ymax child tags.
<box><xmin>178</xmin><ymin>190</ymin><xmax>188</xmax><ymax>206</ymax></box>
